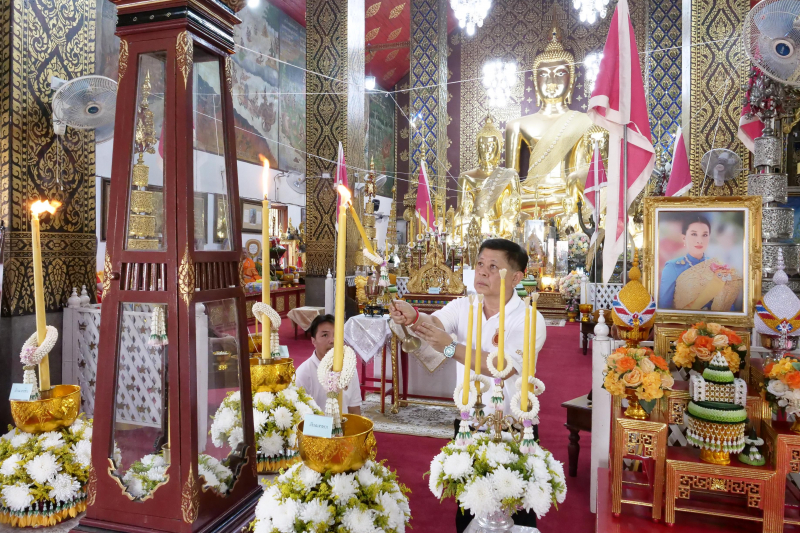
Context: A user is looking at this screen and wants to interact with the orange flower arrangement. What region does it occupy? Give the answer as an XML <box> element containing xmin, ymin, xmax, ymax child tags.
<box><xmin>764</xmin><ymin>357</ymin><xmax>800</xmax><ymax>413</ymax></box>
<box><xmin>672</xmin><ymin>322</ymin><xmax>746</xmax><ymax>373</ymax></box>
<box><xmin>603</xmin><ymin>346</ymin><xmax>673</xmax><ymax>404</ymax></box>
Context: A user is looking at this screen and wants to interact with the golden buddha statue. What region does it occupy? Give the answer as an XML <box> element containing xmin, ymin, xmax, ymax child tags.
<box><xmin>457</xmin><ymin>116</ymin><xmax>523</xmax><ymax>239</ymax></box>
<box><xmin>505</xmin><ymin>19</ymin><xmax>594</xmax><ymax>220</ymax></box>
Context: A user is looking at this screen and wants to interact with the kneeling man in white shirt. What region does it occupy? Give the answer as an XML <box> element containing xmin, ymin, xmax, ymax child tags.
<box><xmin>295</xmin><ymin>314</ymin><xmax>362</xmax><ymax>415</ymax></box>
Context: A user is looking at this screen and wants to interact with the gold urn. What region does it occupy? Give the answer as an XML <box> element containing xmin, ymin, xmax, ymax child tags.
<box><xmin>297</xmin><ymin>414</ymin><xmax>377</xmax><ymax>474</ymax></box>
<box><xmin>250</xmin><ymin>357</ymin><xmax>295</xmax><ymax>393</ymax></box>
<box><xmin>10</xmin><ymin>384</ymin><xmax>81</xmax><ymax>433</ymax></box>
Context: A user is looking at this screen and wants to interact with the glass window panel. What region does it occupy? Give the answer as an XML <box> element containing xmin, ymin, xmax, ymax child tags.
<box><xmin>109</xmin><ymin>303</ymin><xmax>169</xmax><ymax>500</ymax></box>
<box><xmin>125</xmin><ymin>52</ymin><xmax>167</xmax><ymax>251</ymax></box>
<box><xmin>193</xmin><ymin>49</ymin><xmax>232</xmax><ymax>251</ymax></box>
<box><xmin>198</xmin><ymin>298</ymin><xmax>244</xmax><ymax>494</ymax></box>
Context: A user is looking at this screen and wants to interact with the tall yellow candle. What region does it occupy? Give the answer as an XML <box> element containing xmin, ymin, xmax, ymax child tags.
<box><xmin>30</xmin><ymin>200</ymin><xmax>60</xmax><ymax>392</ymax></box>
<box><xmin>497</xmin><ymin>269</ymin><xmax>507</xmax><ymax>372</ymax></box>
<box><xmin>333</xmin><ymin>186</ymin><xmax>350</xmax><ymax>375</ymax></box>
<box><xmin>521</xmin><ymin>297</ymin><xmax>530</xmax><ymax>411</ymax></box>
<box><xmin>530</xmin><ymin>293</ymin><xmax>539</xmax><ymax>379</ymax></box>
<box><xmin>475</xmin><ymin>294</ymin><xmax>484</xmax><ymax>395</ymax></box>
<box><xmin>347</xmin><ymin>204</ymin><xmax>376</xmax><ymax>256</ymax></box>
<box><xmin>261</xmin><ymin>157</ymin><xmax>270</xmax><ymax>307</ymax></box>
<box><xmin>462</xmin><ymin>295</ymin><xmax>475</xmax><ymax>405</ymax></box>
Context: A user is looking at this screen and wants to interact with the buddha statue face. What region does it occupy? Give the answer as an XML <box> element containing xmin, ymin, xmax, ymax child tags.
<box><xmin>476</xmin><ymin>116</ymin><xmax>503</xmax><ymax>171</ymax></box>
<box><xmin>536</xmin><ymin>59</ymin><xmax>571</xmax><ymax>103</ymax></box>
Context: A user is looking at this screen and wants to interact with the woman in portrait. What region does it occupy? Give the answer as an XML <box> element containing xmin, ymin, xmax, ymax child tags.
<box><xmin>658</xmin><ymin>214</ymin><xmax>743</xmax><ymax>312</ymax></box>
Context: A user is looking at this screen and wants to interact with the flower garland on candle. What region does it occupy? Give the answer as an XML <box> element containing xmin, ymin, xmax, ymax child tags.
<box><xmin>252</xmin><ymin>302</ymin><xmax>282</xmax><ymax>357</ymax></box>
<box><xmin>317</xmin><ymin>346</ymin><xmax>358</xmax><ymax>433</ymax></box>
<box><xmin>19</xmin><ymin>326</ymin><xmax>58</xmax><ymax>398</ymax></box>
<box><xmin>148</xmin><ymin>306</ymin><xmax>168</xmax><ymax>347</ymax></box>
<box><xmin>361</xmin><ymin>248</ymin><xmax>384</xmax><ymax>266</ymax></box>
<box><xmin>453</xmin><ymin>382</ymin><xmax>478</xmax><ymax>447</ymax></box>
<box><xmin>510</xmin><ymin>391</ymin><xmax>540</xmax><ymax>454</ymax></box>
<box><xmin>486</xmin><ymin>350</ymin><xmax>513</xmax><ymax>406</ymax></box>
<box><xmin>514</xmin><ymin>376</ymin><xmax>546</xmax><ymax>396</ymax></box>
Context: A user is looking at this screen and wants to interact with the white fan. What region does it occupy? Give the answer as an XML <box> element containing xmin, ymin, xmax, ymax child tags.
<box><xmin>51</xmin><ymin>75</ymin><xmax>117</xmax><ymax>143</ymax></box>
<box><xmin>744</xmin><ymin>0</ymin><xmax>800</xmax><ymax>86</ymax></box>
<box><xmin>701</xmin><ymin>148</ymin><xmax>742</xmax><ymax>187</ymax></box>
<box><xmin>287</xmin><ymin>172</ymin><xmax>307</xmax><ymax>194</ymax></box>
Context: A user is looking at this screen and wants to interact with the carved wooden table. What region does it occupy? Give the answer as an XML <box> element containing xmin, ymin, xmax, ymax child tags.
<box><xmin>561</xmin><ymin>394</ymin><xmax>591</xmax><ymax>477</ymax></box>
<box><xmin>664</xmin><ymin>446</ymin><xmax>780</xmax><ymax>532</ymax></box>
<box><xmin>763</xmin><ymin>420</ymin><xmax>800</xmax><ymax>529</ymax></box>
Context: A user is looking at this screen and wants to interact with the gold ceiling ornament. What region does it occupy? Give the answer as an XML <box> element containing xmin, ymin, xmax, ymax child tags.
<box><xmin>181</xmin><ymin>465</ymin><xmax>199</xmax><ymax>523</ymax></box>
<box><xmin>366</xmin><ymin>2</ymin><xmax>381</xmax><ymax>17</ymax></box>
<box><xmin>407</xmin><ymin>243</ymin><xmax>465</xmax><ymax>295</ymax></box>
<box><xmin>178</xmin><ymin>245</ymin><xmax>195</xmax><ymax>308</ymax></box>
<box><xmin>389</xmin><ymin>2</ymin><xmax>405</xmax><ymax>18</ymax></box>
<box><xmin>118</xmin><ymin>39</ymin><xmax>129</xmax><ymax>83</ymax></box>
<box><xmin>386</xmin><ymin>49</ymin><xmax>399</xmax><ymax>62</ymax></box>
<box><xmin>388</xmin><ymin>27</ymin><xmax>402</xmax><ymax>41</ymax></box>
<box><xmin>103</xmin><ymin>250</ymin><xmax>112</xmax><ymax>299</ymax></box>
<box><xmin>176</xmin><ymin>31</ymin><xmax>193</xmax><ymax>89</ymax></box>
<box><xmin>366</xmin><ymin>27</ymin><xmax>381</xmax><ymax>42</ymax></box>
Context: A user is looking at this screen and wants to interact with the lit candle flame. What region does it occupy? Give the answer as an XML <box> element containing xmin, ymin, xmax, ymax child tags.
<box><xmin>31</xmin><ymin>200</ymin><xmax>61</xmax><ymax>217</ymax></box>
<box><xmin>337</xmin><ymin>184</ymin><xmax>352</xmax><ymax>208</ymax></box>
<box><xmin>259</xmin><ymin>154</ymin><xmax>270</xmax><ymax>200</ymax></box>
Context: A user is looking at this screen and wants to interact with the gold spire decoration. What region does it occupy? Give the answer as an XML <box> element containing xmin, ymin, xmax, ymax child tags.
<box><xmin>387</xmin><ymin>182</ymin><xmax>398</xmax><ymax>253</ymax></box>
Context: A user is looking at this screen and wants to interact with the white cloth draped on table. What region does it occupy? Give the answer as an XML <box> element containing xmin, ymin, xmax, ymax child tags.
<box><xmin>344</xmin><ymin>315</ymin><xmax>393</xmax><ymax>362</ymax></box>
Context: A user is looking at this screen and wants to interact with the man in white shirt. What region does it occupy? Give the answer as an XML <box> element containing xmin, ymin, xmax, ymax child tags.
<box><xmin>295</xmin><ymin>314</ymin><xmax>362</xmax><ymax>415</ymax></box>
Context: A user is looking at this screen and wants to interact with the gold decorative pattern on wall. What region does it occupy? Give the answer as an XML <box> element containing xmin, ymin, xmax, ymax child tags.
<box><xmin>383</xmin><ymin>67</ymin><xmax>397</xmax><ymax>80</ymax></box>
<box><xmin>366</xmin><ymin>2</ymin><xmax>381</xmax><ymax>17</ymax></box>
<box><xmin>366</xmin><ymin>27</ymin><xmax>381</xmax><ymax>41</ymax></box>
<box><xmin>176</xmin><ymin>31</ymin><xmax>193</xmax><ymax>89</ymax></box>
<box><xmin>118</xmin><ymin>39</ymin><xmax>129</xmax><ymax>82</ymax></box>
<box><xmin>388</xmin><ymin>27</ymin><xmax>402</xmax><ymax>40</ymax></box>
<box><xmin>178</xmin><ymin>245</ymin><xmax>195</xmax><ymax>309</ymax></box>
<box><xmin>688</xmin><ymin>0</ymin><xmax>749</xmax><ymax>195</ymax></box>
<box><xmin>180</xmin><ymin>465</ymin><xmax>199</xmax><ymax>523</ymax></box>
<box><xmin>389</xmin><ymin>2</ymin><xmax>405</xmax><ymax>18</ymax></box>
<box><xmin>457</xmin><ymin>0</ymin><xmax>646</xmax><ymax>174</ymax></box>
<box><xmin>386</xmin><ymin>49</ymin><xmax>399</xmax><ymax>62</ymax></box>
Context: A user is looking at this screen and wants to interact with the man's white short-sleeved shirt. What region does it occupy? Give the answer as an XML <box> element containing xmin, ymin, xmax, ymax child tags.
<box><xmin>295</xmin><ymin>352</ymin><xmax>362</xmax><ymax>414</ymax></box>
<box><xmin>432</xmin><ymin>293</ymin><xmax>547</xmax><ymax>413</ymax></box>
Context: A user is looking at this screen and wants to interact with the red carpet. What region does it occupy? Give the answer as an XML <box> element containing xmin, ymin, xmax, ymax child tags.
<box><xmin>278</xmin><ymin>318</ymin><xmax>594</xmax><ymax>533</ymax></box>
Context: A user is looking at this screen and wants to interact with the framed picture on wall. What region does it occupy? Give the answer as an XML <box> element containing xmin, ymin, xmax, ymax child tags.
<box><xmin>241</xmin><ymin>199</ymin><xmax>262</xmax><ymax>233</ymax></box>
<box><xmin>101</xmin><ymin>178</ymin><xmax>111</xmax><ymax>241</ymax></box>
<box><xmin>213</xmin><ymin>194</ymin><xmax>229</xmax><ymax>244</ymax></box>
<box><xmin>193</xmin><ymin>193</ymin><xmax>208</xmax><ymax>246</ymax></box>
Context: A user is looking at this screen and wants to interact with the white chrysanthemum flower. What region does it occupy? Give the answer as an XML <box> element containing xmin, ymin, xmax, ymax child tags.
<box><xmin>210</xmin><ymin>407</ymin><xmax>237</xmax><ymax>445</ymax></box>
<box><xmin>228</xmin><ymin>427</ymin><xmax>244</xmax><ymax>450</ymax></box>
<box><xmin>145</xmin><ymin>466</ymin><xmax>167</xmax><ymax>482</ymax></box>
<box><xmin>252</xmin><ymin>409</ymin><xmax>270</xmax><ymax>435</ymax></box>
<box><xmin>141</xmin><ymin>454</ymin><xmax>165</xmax><ymax>468</ymax></box>
<box><xmin>228</xmin><ymin>391</ymin><xmax>241</xmax><ymax>403</ymax></box>
<box><xmin>298</xmin><ymin>466</ymin><xmax>322</xmax><ymax>491</ymax></box>
<box><xmin>72</xmin><ymin>440</ymin><xmax>92</xmax><ymax>468</ymax></box>
<box><xmin>307</xmin><ymin>398</ymin><xmax>321</xmax><ymax>412</ymax></box>
<box><xmin>0</xmin><ymin>454</ymin><xmax>22</xmax><ymax>476</ymax></box>
<box><xmin>199</xmin><ymin>464</ymin><xmax>220</xmax><ymax>489</ymax></box>
<box><xmin>203</xmin><ymin>455</ymin><xmax>221</xmax><ymax>468</ymax></box>
<box><xmin>2</xmin><ymin>483</ymin><xmax>32</xmax><ymax>511</ymax></box>
<box><xmin>459</xmin><ymin>477</ymin><xmax>500</xmax><ymax>519</ymax></box>
<box><xmin>524</xmin><ymin>480</ymin><xmax>553</xmax><ymax>518</ymax></box>
<box><xmin>330</xmin><ymin>472</ymin><xmax>358</xmax><ymax>503</ymax></box>
<box><xmin>71</xmin><ymin>419</ymin><xmax>85</xmax><ymax>433</ymax></box>
<box><xmin>25</xmin><ymin>451</ymin><xmax>61</xmax><ymax>484</ymax></box>
<box><xmin>253</xmin><ymin>518</ymin><xmax>272</xmax><ymax>533</ymax></box>
<box><xmin>485</xmin><ymin>442</ymin><xmax>514</xmax><ymax>467</ymax></box>
<box><xmin>295</xmin><ymin>402</ymin><xmax>312</xmax><ymax>418</ymax></box>
<box><xmin>49</xmin><ymin>473</ymin><xmax>81</xmax><ymax>502</ymax></box>
<box><xmin>527</xmin><ymin>455</ymin><xmax>550</xmax><ymax>482</ymax></box>
<box><xmin>442</xmin><ymin>451</ymin><xmax>474</xmax><ymax>480</ymax></box>
<box><xmin>428</xmin><ymin>453</ymin><xmax>445</xmax><ymax>498</ymax></box>
<box><xmin>38</xmin><ymin>431</ymin><xmax>65</xmax><ymax>450</ymax></box>
<box><xmin>356</xmin><ymin>465</ymin><xmax>380</xmax><ymax>488</ymax></box>
<box><xmin>272</xmin><ymin>406</ymin><xmax>294</xmax><ymax>430</ymax></box>
<box><xmin>254</xmin><ymin>392</ymin><xmax>275</xmax><ymax>408</ymax></box>
<box><xmin>258</xmin><ymin>433</ymin><xmax>284</xmax><ymax>457</ymax></box>
<box><xmin>287</xmin><ymin>431</ymin><xmax>297</xmax><ymax>449</ymax></box>
<box><xmin>271</xmin><ymin>499</ymin><xmax>298</xmax><ymax>533</ymax></box>
<box><xmin>378</xmin><ymin>491</ymin><xmax>404</xmax><ymax>530</ymax></box>
<box><xmin>126</xmin><ymin>476</ymin><xmax>146</xmax><ymax>499</ymax></box>
<box><xmin>491</xmin><ymin>465</ymin><xmax>525</xmax><ymax>500</ymax></box>
<box><xmin>9</xmin><ymin>432</ymin><xmax>31</xmax><ymax>448</ymax></box>
<box><xmin>342</xmin><ymin>507</ymin><xmax>375</xmax><ymax>533</ymax></box>
<box><xmin>300</xmin><ymin>498</ymin><xmax>332</xmax><ymax>526</ymax></box>
<box><xmin>81</xmin><ymin>425</ymin><xmax>93</xmax><ymax>441</ymax></box>
<box><xmin>255</xmin><ymin>486</ymin><xmax>280</xmax><ymax>520</ymax></box>
<box><xmin>280</xmin><ymin>388</ymin><xmax>299</xmax><ymax>404</ymax></box>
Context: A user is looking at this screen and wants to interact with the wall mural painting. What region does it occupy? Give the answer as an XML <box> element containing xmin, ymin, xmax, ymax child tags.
<box><xmin>368</xmin><ymin>93</ymin><xmax>396</xmax><ymax>197</ymax></box>
<box><xmin>278</xmin><ymin>14</ymin><xmax>306</xmax><ymax>175</ymax></box>
<box><xmin>95</xmin><ymin>0</ymin><xmax>119</xmax><ymax>80</ymax></box>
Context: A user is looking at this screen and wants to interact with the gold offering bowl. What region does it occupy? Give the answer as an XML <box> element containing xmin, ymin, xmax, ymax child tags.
<box><xmin>579</xmin><ymin>303</ymin><xmax>593</xmax><ymax>322</ymax></box>
<box><xmin>624</xmin><ymin>388</ymin><xmax>648</xmax><ymax>420</ymax></box>
<box><xmin>614</xmin><ymin>324</ymin><xmax>652</xmax><ymax>348</ymax></box>
<box><xmin>297</xmin><ymin>414</ymin><xmax>377</xmax><ymax>474</ymax></box>
<box><xmin>249</xmin><ymin>357</ymin><xmax>295</xmax><ymax>393</ymax></box>
<box><xmin>11</xmin><ymin>384</ymin><xmax>81</xmax><ymax>433</ymax></box>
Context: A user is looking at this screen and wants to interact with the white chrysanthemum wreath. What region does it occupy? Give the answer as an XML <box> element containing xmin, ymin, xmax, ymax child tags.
<box><xmin>427</xmin><ymin>433</ymin><xmax>567</xmax><ymax>521</ymax></box>
<box><xmin>317</xmin><ymin>346</ymin><xmax>358</xmax><ymax>435</ymax></box>
<box><xmin>251</xmin><ymin>460</ymin><xmax>410</xmax><ymax>533</ymax></box>
<box><xmin>19</xmin><ymin>326</ymin><xmax>58</xmax><ymax>398</ymax></box>
<box><xmin>0</xmin><ymin>418</ymin><xmax>92</xmax><ymax>527</ymax></box>
<box><xmin>252</xmin><ymin>302</ymin><xmax>282</xmax><ymax>358</ymax></box>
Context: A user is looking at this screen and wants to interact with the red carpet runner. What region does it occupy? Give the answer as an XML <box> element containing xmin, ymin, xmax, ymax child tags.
<box><xmin>278</xmin><ymin>318</ymin><xmax>594</xmax><ymax>532</ymax></box>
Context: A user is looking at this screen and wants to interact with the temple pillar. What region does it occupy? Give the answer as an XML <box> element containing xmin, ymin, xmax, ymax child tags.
<box><xmin>409</xmin><ymin>0</ymin><xmax>449</xmax><ymax>226</ymax></box>
<box><xmin>305</xmin><ymin>0</ymin><xmax>366</xmax><ymax>304</ymax></box>
<box><xmin>0</xmin><ymin>0</ymin><xmax>96</xmax><ymax>426</ymax></box>
<box><xmin>647</xmin><ymin>0</ymin><xmax>682</xmax><ymax>152</ymax></box>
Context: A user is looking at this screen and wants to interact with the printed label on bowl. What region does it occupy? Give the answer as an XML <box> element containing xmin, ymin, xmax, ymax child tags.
<box><xmin>303</xmin><ymin>414</ymin><xmax>334</xmax><ymax>438</ymax></box>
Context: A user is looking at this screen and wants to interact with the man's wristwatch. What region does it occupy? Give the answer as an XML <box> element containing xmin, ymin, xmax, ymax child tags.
<box><xmin>443</xmin><ymin>341</ymin><xmax>457</xmax><ymax>358</ymax></box>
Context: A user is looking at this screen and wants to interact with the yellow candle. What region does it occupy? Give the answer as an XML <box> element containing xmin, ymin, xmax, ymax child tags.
<box><xmin>261</xmin><ymin>158</ymin><xmax>270</xmax><ymax>307</ymax></box>
<box><xmin>30</xmin><ymin>200</ymin><xmax>60</xmax><ymax>392</ymax></box>
<box><xmin>521</xmin><ymin>297</ymin><xmax>530</xmax><ymax>411</ymax></box>
<box><xmin>347</xmin><ymin>204</ymin><xmax>376</xmax><ymax>256</ymax></box>
<box><xmin>333</xmin><ymin>187</ymin><xmax>350</xmax><ymax>374</ymax></box>
<box><xmin>498</xmin><ymin>269</ymin><xmax>507</xmax><ymax>372</ymax></box>
<box><xmin>530</xmin><ymin>293</ymin><xmax>539</xmax><ymax>379</ymax></box>
<box><xmin>475</xmin><ymin>294</ymin><xmax>484</xmax><ymax>395</ymax></box>
<box><xmin>462</xmin><ymin>295</ymin><xmax>475</xmax><ymax>405</ymax></box>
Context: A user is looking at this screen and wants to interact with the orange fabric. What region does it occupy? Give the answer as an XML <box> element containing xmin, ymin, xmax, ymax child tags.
<box><xmin>242</xmin><ymin>257</ymin><xmax>261</xmax><ymax>282</ymax></box>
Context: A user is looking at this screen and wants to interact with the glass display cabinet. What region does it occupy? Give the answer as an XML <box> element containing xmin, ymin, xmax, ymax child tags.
<box><xmin>76</xmin><ymin>1</ymin><xmax>260</xmax><ymax>532</ymax></box>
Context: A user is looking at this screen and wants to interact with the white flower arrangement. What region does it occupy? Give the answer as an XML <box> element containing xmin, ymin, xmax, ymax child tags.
<box><xmin>211</xmin><ymin>387</ymin><xmax>322</xmax><ymax>473</ymax></box>
<box><xmin>558</xmin><ymin>271</ymin><xmax>584</xmax><ymax>302</ymax></box>
<box><xmin>251</xmin><ymin>460</ymin><xmax>411</xmax><ymax>533</ymax></box>
<box><xmin>119</xmin><ymin>451</ymin><xmax>233</xmax><ymax>500</ymax></box>
<box><xmin>427</xmin><ymin>433</ymin><xmax>566</xmax><ymax>520</ymax></box>
<box><xmin>0</xmin><ymin>418</ymin><xmax>93</xmax><ymax>527</ymax></box>
<box><xmin>568</xmin><ymin>232</ymin><xmax>589</xmax><ymax>260</ymax></box>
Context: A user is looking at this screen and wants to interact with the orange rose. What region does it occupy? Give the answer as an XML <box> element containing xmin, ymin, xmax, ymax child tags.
<box><xmin>706</xmin><ymin>323</ymin><xmax>722</xmax><ymax>335</ymax></box>
<box><xmin>694</xmin><ymin>336</ymin><xmax>714</xmax><ymax>351</ymax></box>
<box><xmin>661</xmin><ymin>373</ymin><xmax>675</xmax><ymax>389</ymax></box>
<box><xmin>724</xmin><ymin>330</ymin><xmax>742</xmax><ymax>345</ymax></box>
<box><xmin>692</xmin><ymin>322</ymin><xmax>707</xmax><ymax>330</ymax></box>
<box><xmin>650</xmin><ymin>355</ymin><xmax>669</xmax><ymax>371</ymax></box>
<box><xmin>765</xmin><ymin>362</ymin><xmax>776</xmax><ymax>376</ymax></box>
<box><xmin>606</xmin><ymin>352</ymin><xmax>623</xmax><ymax>370</ymax></box>
<box><xmin>691</xmin><ymin>345</ymin><xmax>713</xmax><ymax>362</ymax></box>
<box><xmin>616</xmin><ymin>356</ymin><xmax>636</xmax><ymax>372</ymax></box>
<box><xmin>786</xmin><ymin>371</ymin><xmax>800</xmax><ymax>390</ymax></box>
<box><xmin>621</xmin><ymin>367</ymin><xmax>644</xmax><ymax>388</ymax></box>
<box><xmin>638</xmin><ymin>357</ymin><xmax>656</xmax><ymax>374</ymax></box>
<box><xmin>681</xmin><ymin>329</ymin><xmax>698</xmax><ymax>345</ymax></box>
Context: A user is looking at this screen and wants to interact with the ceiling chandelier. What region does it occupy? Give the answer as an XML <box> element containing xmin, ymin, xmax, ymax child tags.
<box><xmin>573</xmin><ymin>0</ymin><xmax>610</xmax><ymax>24</ymax></box>
<box><xmin>584</xmin><ymin>52</ymin><xmax>603</xmax><ymax>95</ymax></box>
<box><xmin>451</xmin><ymin>0</ymin><xmax>492</xmax><ymax>36</ymax></box>
<box><xmin>482</xmin><ymin>60</ymin><xmax>517</xmax><ymax>108</ymax></box>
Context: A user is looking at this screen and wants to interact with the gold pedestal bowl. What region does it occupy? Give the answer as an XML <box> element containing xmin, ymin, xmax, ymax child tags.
<box><xmin>10</xmin><ymin>384</ymin><xmax>81</xmax><ymax>433</ymax></box>
<box><xmin>297</xmin><ymin>414</ymin><xmax>377</xmax><ymax>474</ymax></box>
<box><xmin>579</xmin><ymin>303</ymin><xmax>593</xmax><ymax>322</ymax></box>
<box><xmin>250</xmin><ymin>357</ymin><xmax>295</xmax><ymax>393</ymax></box>
<box><xmin>614</xmin><ymin>324</ymin><xmax>652</xmax><ymax>348</ymax></box>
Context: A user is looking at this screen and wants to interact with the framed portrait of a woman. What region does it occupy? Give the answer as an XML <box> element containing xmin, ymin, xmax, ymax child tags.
<box><xmin>642</xmin><ymin>196</ymin><xmax>762</xmax><ymax>327</ymax></box>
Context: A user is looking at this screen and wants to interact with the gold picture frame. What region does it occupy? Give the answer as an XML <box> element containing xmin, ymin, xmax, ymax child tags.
<box><xmin>642</xmin><ymin>196</ymin><xmax>761</xmax><ymax>328</ymax></box>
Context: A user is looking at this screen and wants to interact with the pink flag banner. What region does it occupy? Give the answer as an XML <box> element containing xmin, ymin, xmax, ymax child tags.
<box><xmin>584</xmin><ymin>150</ymin><xmax>607</xmax><ymax>210</ymax></box>
<box><xmin>737</xmin><ymin>103</ymin><xmax>764</xmax><ymax>153</ymax></box>
<box><xmin>665</xmin><ymin>127</ymin><xmax>692</xmax><ymax>197</ymax></box>
<box><xmin>416</xmin><ymin>159</ymin><xmax>434</xmax><ymax>230</ymax></box>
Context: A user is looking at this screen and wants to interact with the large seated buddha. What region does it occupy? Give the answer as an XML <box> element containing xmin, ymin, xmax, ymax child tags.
<box><xmin>505</xmin><ymin>21</ymin><xmax>594</xmax><ymax>220</ymax></box>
